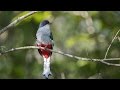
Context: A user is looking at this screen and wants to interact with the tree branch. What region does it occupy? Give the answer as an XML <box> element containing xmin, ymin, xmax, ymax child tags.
<box><xmin>101</xmin><ymin>29</ymin><xmax>120</xmax><ymax>66</ymax></box>
<box><xmin>0</xmin><ymin>46</ymin><xmax>120</xmax><ymax>66</ymax></box>
<box><xmin>118</xmin><ymin>36</ymin><xmax>120</xmax><ymax>42</ymax></box>
<box><xmin>0</xmin><ymin>11</ymin><xmax>39</xmax><ymax>35</ymax></box>
<box><xmin>104</xmin><ymin>29</ymin><xmax>120</xmax><ymax>59</ymax></box>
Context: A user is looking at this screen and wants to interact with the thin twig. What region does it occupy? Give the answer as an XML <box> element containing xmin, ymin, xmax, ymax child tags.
<box><xmin>99</xmin><ymin>61</ymin><xmax>120</xmax><ymax>66</ymax></box>
<box><xmin>102</xmin><ymin>29</ymin><xmax>120</xmax><ymax>66</ymax></box>
<box><xmin>0</xmin><ymin>46</ymin><xmax>120</xmax><ymax>66</ymax></box>
<box><xmin>104</xmin><ymin>29</ymin><xmax>120</xmax><ymax>59</ymax></box>
<box><xmin>118</xmin><ymin>36</ymin><xmax>120</xmax><ymax>42</ymax></box>
<box><xmin>0</xmin><ymin>11</ymin><xmax>39</xmax><ymax>35</ymax></box>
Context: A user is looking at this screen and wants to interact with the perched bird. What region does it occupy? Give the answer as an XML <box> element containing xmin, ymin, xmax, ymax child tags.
<box><xmin>36</xmin><ymin>20</ymin><xmax>54</xmax><ymax>79</ymax></box>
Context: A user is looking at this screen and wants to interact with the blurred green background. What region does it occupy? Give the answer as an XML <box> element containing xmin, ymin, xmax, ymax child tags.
<box><xmin>0</xmin><ymin>11</ymin><xmax>120</xmax><ymax>79</ymax></box>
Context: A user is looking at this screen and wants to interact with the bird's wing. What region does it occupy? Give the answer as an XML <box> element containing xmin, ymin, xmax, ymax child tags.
<box><xmin>50</xmin><ymin>32</ymin><xmax>54</xmax><ymax>46</ymax></box>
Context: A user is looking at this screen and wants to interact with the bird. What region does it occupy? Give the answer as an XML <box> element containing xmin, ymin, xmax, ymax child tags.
<box><xmin>36</xmin><ymin>20</ymin><xmax>54</xmax><ymax>79</ymax></box>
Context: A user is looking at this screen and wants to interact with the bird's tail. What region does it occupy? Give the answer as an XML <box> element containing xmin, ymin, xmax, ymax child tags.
<box><xmin>42</xmin><ymin>56</ymin><xmax>52</xmax><ymax>79</ymax></box>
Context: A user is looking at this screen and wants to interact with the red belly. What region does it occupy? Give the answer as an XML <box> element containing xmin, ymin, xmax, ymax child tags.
<box><xmin>37</xmin><ymin>44</ymin><xmax>53</xmax><ymax>59</ymax></box>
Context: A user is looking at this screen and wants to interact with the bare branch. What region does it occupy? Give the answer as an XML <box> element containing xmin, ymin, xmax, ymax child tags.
<box><xmin>0</xmin><ymin>46</ymin><xmax>39</xmax><ymax>55</ymax></box>
<box><xmin>0</xmin><ymin>11</ymin><xmax>39</xmax><ymax>35</ymax></box>
<box><xmin>104</xmin><ymin>29</ymin><xmax>120</xmax><ymax>59</ymax></box>
<box><xmin>0</xmin><ymin>46</ymin><xmax>120</xmax><ymax>66</ymax></box>
<box><xmin>99</xmin><ymin>61</ymin><xmax>120</xmax><ymax>66</ymax></box>
<box><xmin>118</xmin><ymin>36</ymin><xmax>120</xmax><ymax>42</ymax></box>
<box><xmin>101</xmin><ymin>29</ymin><xmax>120</xmax><ymax>66</ymax></box>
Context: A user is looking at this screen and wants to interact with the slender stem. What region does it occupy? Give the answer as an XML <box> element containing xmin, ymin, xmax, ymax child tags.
<box><xmin>104</xmin><ymin>29</ymin><xmax>120</xmax><ymax>59</ymax></box>
<box><xmin>0</xmin><ymin>11</ymin><xmax>39</xmax><ymax>35</ymax></box>
<box><xmin>0</xmin><ymin>46</ymin><xmax>120</xmax><ymax>66</ymax></box>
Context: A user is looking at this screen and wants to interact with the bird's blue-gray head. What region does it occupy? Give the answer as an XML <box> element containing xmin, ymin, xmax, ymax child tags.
<box><xmin>39</xmin><ymin>20</ymin><xmax>50</xmax><ymax>27</ymax></box>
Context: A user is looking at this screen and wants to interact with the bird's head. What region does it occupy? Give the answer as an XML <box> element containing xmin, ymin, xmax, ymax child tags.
<box><xmin>39</xmin><ymin>20</ymin><xmax>51</xmax><ymax>27</ymax></box>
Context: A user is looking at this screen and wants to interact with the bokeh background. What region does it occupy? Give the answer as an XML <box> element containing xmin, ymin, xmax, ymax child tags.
<box><xmin>0</xmin><ymin>11</ymin><xmax>120</xmax><ymax>79</ymax></box>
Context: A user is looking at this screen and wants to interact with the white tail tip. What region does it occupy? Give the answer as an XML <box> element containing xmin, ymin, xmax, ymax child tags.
<box><xmin>43</xmin><ymin>71</ymin><xmax>52</xmax><ymax>79</ymax></box>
